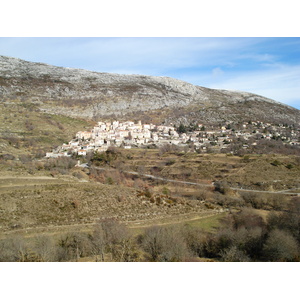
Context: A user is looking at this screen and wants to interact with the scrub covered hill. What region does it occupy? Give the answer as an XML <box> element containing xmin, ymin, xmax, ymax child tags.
<box><xmin>1</xmin><ymin>55</ymin><xmax>299</xmax><ymax>126</ymax></box>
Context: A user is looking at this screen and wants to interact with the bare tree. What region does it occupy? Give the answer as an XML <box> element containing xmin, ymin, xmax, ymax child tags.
<box><xmin>0</xmin><ymin>237</ymin><xmax>25</xmax><ymax>262</ymax></box>
<box><xmin>0</xmin><ymin>235</ymin><xmax>36</xmax><ymax>262</ymax></box>
<box><xmin>267</xmin><ymin>197</ymin><xmax>300</xmax><ymax>242</ymax></box>
<box><xmin>262</xmin><ymin>229</ymin><xmax>299</xmax><ymax>262</ymax></box>
<box><xmin>32</xmin><ymin>235</ymin><xmax>57</xmax><ymax>262</ymax></box>
<box><xmin>181</xmin><ymin>225</ymin><xmax>208</xmax><ymax>258</ymax></box>
<box><xmin>57</xmin><ymin>232</ymin><xmax>93</xmax><ymax>261</ymax></box>
<box><xmin>141</xmin><ymin>225</ymin><xmax>190</xmax><ymax>262</ymax></box>
<box><xmin>93</xmin><ymin>219</ymin><xmax>138</xmax><ymax>262</ymax></box>
<box><xmin>220</xmin><ymin>246</ymin><xmax>251</xmax><ymax>262</ymax></box>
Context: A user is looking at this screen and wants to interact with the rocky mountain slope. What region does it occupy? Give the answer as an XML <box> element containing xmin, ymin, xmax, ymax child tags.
<box><xmin>1</xmin><ymin>55</ymin><xmax>299</xmax><ymax>125</ymax></box>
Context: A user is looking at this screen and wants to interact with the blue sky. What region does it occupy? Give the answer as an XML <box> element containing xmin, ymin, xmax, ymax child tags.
<box><xmin>1</xmin><ymin>37</ymin><xmax>299</xmax><ymax>109</ymax></box>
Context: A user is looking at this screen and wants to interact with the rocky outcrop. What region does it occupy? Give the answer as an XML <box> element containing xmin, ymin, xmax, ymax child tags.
<box><xmin>1</xmin><ymin>55</ymin><xmax>299</xmax><ymax>125</ymax></box>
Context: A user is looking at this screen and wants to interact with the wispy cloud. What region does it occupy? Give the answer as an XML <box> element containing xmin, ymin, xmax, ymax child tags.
<box><xmin>212</xmin><ymin>67</ymin><xmax>225</xmax><ymax>78</ymax></box>
<box><xmin>208</xmin><ymin>63</ymin><xmax>300</xmax><ymax>107</ymax></box>
<box><xmin>0</xmin><ymin>37</ymin><xmax>268</xmax><ymax>72</ymax></box>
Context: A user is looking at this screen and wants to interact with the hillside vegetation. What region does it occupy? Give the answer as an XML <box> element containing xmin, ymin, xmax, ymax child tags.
<box><xmin>1</xmin><ymin>148</ymin><xmax>299</xmax><ymax>234</ymax></box>
<box><xmin>0</xmin><ymin>100</ymin><xmax>93</xmax><ymax>157</ymax></box>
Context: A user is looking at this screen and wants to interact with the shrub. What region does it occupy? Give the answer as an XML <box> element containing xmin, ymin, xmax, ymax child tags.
<box><xmin>93</xmin><ymin>219</ymin><xmax>138</xmax><ymax>262</ymax></box>
<box><xmin>91</xmin><ymin>148</ymin><xmax>121</xmax><ymax>166</ymax></box>
<box><xmin>143</xmin><ymin>188</ymin><xmax>152</xmax><ymax>198</ymax></box>
<box><xmin>72</xmin><ymin>171</ymin><xmax>86</xmax><ymax>180</ymax></box>
<box><xmin>162</xmin><ymin>186</ymin><xmax>170</xmax><ymax>195</ymax></box>
<box><xmin>57</xmin><ymin>232</ymin><xmax>93</xmax><ymax>261</ymax></box>
<box><xmin>165</xmin><ymin>159</ymin><xmax>176</xmax><ymax>166</ymax></box>
<box><xmin>230</xmin><ymin>208</ymin><xmax>266</xmax><ymax>230</ymax></box>
<box><xmin>44</xmin><ymin>156</ymin><xmax>77</xmax><ymax>171</ymax></box>
<box><xmin>177</xmin><ymin>123</ymin><xmax>187</xmax><ymax>134</ymax></box>
<box><xmin>0</xmin><ymin>153</ymin><xmax>16</xmax><ymax>161</ymax></box>
<box><xmin>271</xmin><ymin>160</ymin><xmax>281</xmax><ymax>166</ymax></box>
<box><xmin>220</xmin><ymin>246</ymin><xmax>251</xmax><ymax>262</ymax></box>
<box><xmin>181</xmin><ymin>225</ymin><xmax>207</xmax><ymax>257</ymax></box>
<box><xmin>214</xmin><ymin>181</ymin><xmax>232</xmax><ymax>196</ymax></box>
<box><xmin>262</xmin><ymin>229</ymin><xmax>299</xmax><ymax>262</ymax></box>
<box><xmin>71</xmin><ymin>199</ymin><xmax>80</xmax><ymax>209</ymax></box>
<box><xmin>158</xmin><ymin>144</ymin><xmax>180</xmax><ymax>156</ymax></box>
<box><xmin>141</xmin><ymin>225</ymin><xmax>190</xmax><ymax>262</ymax></box>
<box><xmin>267</xmin><ymin>197</ymin><xmax>300</xmax><ymax>242</ymax></box>
<box><xmin>106</xmin><ymin>177</ymin><xmax>114</xmax><ymax>185</ymax></box>
<box><xmin>19</xmin><ymin>154</ymin><xmax>32</xmax><ymax>163</ymax></box>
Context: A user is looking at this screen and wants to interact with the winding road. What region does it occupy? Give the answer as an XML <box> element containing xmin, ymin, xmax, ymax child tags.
<box><xmin>85</xmin><ymin>165</ymin><xmax>300</xmax><ymax>196</ymax></box>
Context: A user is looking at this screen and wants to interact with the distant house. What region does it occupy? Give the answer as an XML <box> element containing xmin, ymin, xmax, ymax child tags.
<box><xmin>76</xmin><ymin>131</ymin><xmax>92</xmax><ymax>140</ymax></box>
<box><xmin>78</xmin><ymin>149</ymin><xmax>87</xmax><ymax>156</ymax></box>
<box><xmin>45</xmin><ymin>152</ymin><xmax>64</xmax><ymax>158</ymax></box>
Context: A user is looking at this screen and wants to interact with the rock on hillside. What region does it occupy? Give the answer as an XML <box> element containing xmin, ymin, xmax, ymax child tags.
<box><xmin>0</xmin><ymin>55</ymin><xmax>299</xmax><ymax>125</ymax></box>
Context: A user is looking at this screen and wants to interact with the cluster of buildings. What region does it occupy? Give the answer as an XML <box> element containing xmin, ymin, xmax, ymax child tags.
<box><xmin>46</xmin><ymin>120</ymin><xmax>181</xmax><ymax>157</ymax></box>
<box><xmin>45</xmin><ymin>120</ymin><xmax>300</xmax><ymax>158</ymax></box>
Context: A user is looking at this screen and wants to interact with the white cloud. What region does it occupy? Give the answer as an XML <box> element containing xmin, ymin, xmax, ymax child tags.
<box><xmin>0</xmin><ymin>37</ymin><xmax>268</xmax><ymax>74</ymax></box>
<box><xmin>208</xmin><ymin>64</ymin><xmax>300</xmax><ymax>108</ymax></box>
<box><xmin>212</xmin><ymin>67</ymin><xmax>224</xmax><ymax>78</ymax></box>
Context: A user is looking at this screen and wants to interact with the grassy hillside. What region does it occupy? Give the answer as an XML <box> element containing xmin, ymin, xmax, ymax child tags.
<box><xmin>0</xmin><ymin>100</ymin><xmax>93</xmax><ymax>157</ymax></box>
<box><xmin>0</xmin><ymin>174</ymin><xmax>219</xmax><ymax>235</ymax></box>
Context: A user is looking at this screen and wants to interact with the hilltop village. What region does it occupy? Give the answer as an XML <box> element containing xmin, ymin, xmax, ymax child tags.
<box><xmin>45</xmin><ymin>119</ymin><xmax>300</xmax><ymax>158</ymax></box>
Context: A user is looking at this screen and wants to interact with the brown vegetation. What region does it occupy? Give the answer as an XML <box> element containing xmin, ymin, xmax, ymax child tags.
<box><xmin>1</xmin><ymin>198</ymin><xmax>299</xmax><ymax>262</ymax></box>
<box><xmin>0</xmin><ymin>145</ymin><xmax>299</xmax><ymax>262</ymax></box>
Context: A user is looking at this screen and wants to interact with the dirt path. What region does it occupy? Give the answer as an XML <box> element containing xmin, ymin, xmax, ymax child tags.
<box><xmin>0</xmin><ymin>176</ymin><xmax>57</xmax><ymax>180</ymax></box>
<box><xmin>125</xmin><ymin>211</ymin><xmax>224</xmax><ymax>228</ymax></box>
<box><xmin>125</xmin><ymin>170</ymin><xmax>213</xmax><ymax>187</ymax></box>
<box><xmin>0</xmin><ymin>175</ymin><xmax>79</xmax><ymax>189</ymax></box>
<box><xmin>231</xmin><ymin>187</ymin><xmax>299</xmax><ymax>195</ymax></box>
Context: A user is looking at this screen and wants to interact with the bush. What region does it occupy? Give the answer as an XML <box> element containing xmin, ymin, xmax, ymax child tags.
<box><xmin>162</xmin><ymin>186</ymin><xmax>170</xmax><ymax>195</ymax></box>
<box><xmin>271</xmin><ymin>160</ymin><xmax>281</xmax><ymax>166</ymax></box>
<box><xmin>0</xmin><ymin>236</ymin><xmax>27</xmax><ymax>262</ymax></box>
<box><xmin>141</xmin><ymin>225</ymin><xmax>190</xmax><ymax>262</ymax></box>
<box><xmin>44</xmin><ymin>156</ymin><xmax>77</xmax><ymax>171</ymax></box>
<box><xmin>165</xmin><ymin>159</ymin><xmax>176</xmax><ymax>166</ymax></box>
<box><xmin>106</xmin><ymin>177</ymin><xmax>113</xmax><ymax>185</ymax></box>
<box><xmin>181</xmin><ymin>225</ymin><xmax>207</xmax><ymax>257</ymax></box>
<box><xmin>19</xmin><ymin>154</ymin><xmax>32</xmax><ymax>163</ymax></box>
<box><xmin>177</xmin><ymin>123</ymin><xmax>187</xmax><ymax>134</ymax></box>
<box><xmin>57</xmin><ymin>232</ymin><xmax>93</xmax><ymax>261</ymax></box>
<box><xmin>158</xmin><ymin>144</ymin><xmax>181</xmax><ymax>156</ymax></box>
<box><xmin>220</xmin><ymin>246</ymin><xmax>251</xmax><ymax>262</ymax></box>
<box><xmin>143</xmin><ymin>188</ymin><xmax>152</xmax><ymax>198</ymax></box>
<box><xmin>262</xmin><ymin>229</ymin><xmax>299</xmax><ymax>262</ymax></box>
<box><xmin>93</xmin><ymin>219</ymin><xmax>138</xmax><ymax>262</ymax></box>
<box><xmin>0</xmin><ymin>154</ymin><xmax>15</xmax><ymax>161</ymax></box>
<box><xmin>72</xmin><ymin>171</ymin><xmax>86</xmax><ymax>180</ymax></box>
<box><xmin>91</xmin><ymin>147</ymin><xmax>121</xmax><ymax>166</ymax></box>
<box><xmin>267</xmin><ymin>197</ymin><xmax>300</xmax><ymax>241</ymax></box>
<box><xmin>228</xmin><ymin>208</ymin><xmax>266</xmax><ymax>230</ymax></box>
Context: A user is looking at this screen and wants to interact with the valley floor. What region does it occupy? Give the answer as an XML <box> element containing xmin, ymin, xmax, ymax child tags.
<box><xmin>0</xmin><ymin>149</ymin><xmax>299</xmax><ymax>262</ymax></box>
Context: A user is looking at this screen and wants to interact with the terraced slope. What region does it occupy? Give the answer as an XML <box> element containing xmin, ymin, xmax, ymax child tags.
<box><xmin>0</xmin><ymin>175</ymin><xmax>218</xmax><ymax>235</ymax></box>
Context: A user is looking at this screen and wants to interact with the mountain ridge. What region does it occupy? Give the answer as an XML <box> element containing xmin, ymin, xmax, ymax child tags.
<box><xmin>0</xmin><ymin>55</ymin><xmax>299</xmax><ymax>125</ymax></box>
